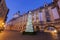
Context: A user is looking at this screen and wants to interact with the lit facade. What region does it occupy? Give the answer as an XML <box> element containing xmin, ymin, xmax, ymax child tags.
<box><xmin>6</xmin><ymin>0</ymin><xmax>60</xmax><ymax>32</ymax></box>
<box><xmin>0</xmin><ymin>0</ymin><xmax>9</xmax><ymax>27</ymax></box>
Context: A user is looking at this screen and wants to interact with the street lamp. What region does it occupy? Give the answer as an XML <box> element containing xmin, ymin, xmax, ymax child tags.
<box><xmin>2</xmin><ymin>23</ymin><xmax>4</xmax><ymax>25</ymax></box>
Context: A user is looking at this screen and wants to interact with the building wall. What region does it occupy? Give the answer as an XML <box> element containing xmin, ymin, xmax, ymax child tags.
<box><xmin>0</xmin><ymin>0</ymin><xmax>8</xmax><ymax>23</ymax></box>
<box><xmin>0</xmin><ymin>0</ymin><xmax>8</xmax><ymax>29</ymax></box>
<box><xmin>7</xmin><ymin>0</ymin><xmax>60</xmax><ymax>32</ymax></box>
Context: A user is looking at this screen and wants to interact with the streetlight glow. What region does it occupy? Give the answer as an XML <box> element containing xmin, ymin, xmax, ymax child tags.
<box><xmin>53</xmin><ymin>30</ymin><xmax>57</xmax><ymax>33</ymax></box>
<box><xmin>2</xmin><ymin>23</ymin><xmax>4</xmax><ymax>25</ymax></box>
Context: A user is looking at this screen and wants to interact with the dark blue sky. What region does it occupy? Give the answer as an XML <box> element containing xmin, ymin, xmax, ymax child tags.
<box><xmin>5</xmin><ymin>0</ymin><xmax>53</xmax><ymax>22</ymax></box>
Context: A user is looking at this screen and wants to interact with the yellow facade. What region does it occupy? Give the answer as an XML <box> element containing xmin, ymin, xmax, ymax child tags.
<box><xmin>0</xmin><ymin>0</ymin><xmax>9</xmax><ymax>28</ymax></box>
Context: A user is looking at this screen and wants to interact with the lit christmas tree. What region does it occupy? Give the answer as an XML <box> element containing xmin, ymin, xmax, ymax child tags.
<box><xmin>25</xmin><ymin>12</ymin><xmax>34</xmax><ymax>32</ymax></box>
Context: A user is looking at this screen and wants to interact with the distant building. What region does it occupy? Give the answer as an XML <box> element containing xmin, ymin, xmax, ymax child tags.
<box><xmin>7</xmin><ymin>0</ymin><xmax>60</xmax><ymax>32</ymax></box>
<box><xmin>13</xmin><ymin>11</ymin><xmax>20</xmax><ymax>18</ymax></box>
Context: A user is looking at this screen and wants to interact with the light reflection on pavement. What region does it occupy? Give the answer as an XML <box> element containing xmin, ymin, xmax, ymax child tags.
<box><xmin>0</xmin><ymin>30</ymin><xmax>59</xmax><ymax>40</ymax></box>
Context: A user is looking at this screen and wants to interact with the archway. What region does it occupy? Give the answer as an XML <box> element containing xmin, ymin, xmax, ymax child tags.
<box><xmin>44</xmin><ymin>25</ymin><xmax>57</xmax><ymax>33</ymax></box>
<box><xmin>44</xmin><ymin>25</ymin><xmax>59</xmax><ymax>40</ymax></box>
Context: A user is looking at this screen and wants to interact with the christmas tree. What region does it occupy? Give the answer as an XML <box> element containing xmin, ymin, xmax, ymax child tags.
<box><xmin>25</xmin><ymin>13</ymin><xmax>34</xmax><ymax>32</ymax></box>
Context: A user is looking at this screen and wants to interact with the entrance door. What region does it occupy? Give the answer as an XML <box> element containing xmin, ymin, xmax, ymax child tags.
<box><xmin>36</xmin><ymin>26</ymin><xmax>40</xmax><ymax>32</ymax></box>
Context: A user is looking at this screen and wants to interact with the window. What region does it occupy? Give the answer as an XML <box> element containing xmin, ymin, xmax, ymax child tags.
<box><xmin>38</xmin><ymin>12</ymin><xmax>44</xmax><ymax>21</ymax></box>
<box><xmin>45</xmin><ymin>11</ymin><xmax>50</xmax><ymax>16</ymax></box>
<box><xmin>45</xmin><ymin>9</ymin><xmax>51</xmax><ymax>22</ymax></box>
<box><xmin>3</xmin><ymin>6</ymin><xmax>4</xmax><ymax>10</ymax></box>
<box><xmin>0</xmin><ymin>0</ymin><xmax>1</xmax><ymax>3</ymax></box>
<box><xmin>58</xmin><ymin>0</ymin><xmax>60</xmax><ymax>8</ymax></box>
<box><xmin>52</xmin><ymin>7</ymin><xmax>59</xmax><ymax>19</ymax></box>
<box><xmin>46</xmin><ymin>17</ymin><xmax>51</xmax><ymax>22</ymax></box>
<box><xmin>34</xmin><ymin>13</ymin><xmax>36</xmax><ymax>22</ymax></box>
<box><xmin>0</xmin><ymin>12</ymin><xmax>3</xmax><ymax>17</ymax></box>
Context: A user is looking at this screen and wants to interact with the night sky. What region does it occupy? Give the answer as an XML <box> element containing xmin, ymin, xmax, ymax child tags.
<box><xmin>5</xmin><ymin>0</ymin><xmax>53</xmax><ymax>22</ymax></box>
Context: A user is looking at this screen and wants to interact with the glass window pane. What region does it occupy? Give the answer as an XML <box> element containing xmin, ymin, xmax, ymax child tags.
<box><xmin>58</xmin><ymin>0</ymin><xmax>60</xmax><ymax>8</ymax></box>
<box><xmin>34</xmin><ymin>13</ymin><xmax>36</xmax><ymax>22</ymax></box>
<box><xmin>38</xmin><ymin>12</ymin><xmax>44</xmax><ymax>21</ymax></box>
<box><xmin>46</xmin><ymin>17</ymin><xmax>51</xmax><ymax>22</ymax></box>
<box><xmin>45</xmin><ymin>11</ymin><xmax>50</xmax><ymax>16</ymax></box>
<box><xmin>52</xmin><ymin>7</ymin><xmax>59</xmax><ymax>19</ymax></box>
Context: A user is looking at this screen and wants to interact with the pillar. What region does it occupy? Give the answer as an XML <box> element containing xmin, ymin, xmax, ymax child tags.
<box><xmin>42</xmin><ymin>9</ymin><xmax>46</xmax><ymax>24</ymax></box>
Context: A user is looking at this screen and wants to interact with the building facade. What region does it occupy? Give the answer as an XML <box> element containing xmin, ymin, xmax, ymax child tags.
<box><xmin>6</xmin><ymin>0</ymin><xmax>60</xmax><ymax>32</ymax></box>
<box><xmin>0</xmin><ymin>0</ymin><xmax>9</xmax><ymax>27</ymax></box>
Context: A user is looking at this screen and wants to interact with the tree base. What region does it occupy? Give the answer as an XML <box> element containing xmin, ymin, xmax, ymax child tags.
<box><xmin>22</xmin><ymin>31</ymin><xmax>37</xmax><ymax>35</ymax></box>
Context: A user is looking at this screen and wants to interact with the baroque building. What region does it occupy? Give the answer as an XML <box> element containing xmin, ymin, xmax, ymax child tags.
<box><xmin>6</xmin><ymin>0</ymin><xmax>60</xmax><ymax>32</ymax></box>
<box><xmin>0</xmin><ymin>0</ymin><xmax>9</xmax><ymax>27</ymax></box>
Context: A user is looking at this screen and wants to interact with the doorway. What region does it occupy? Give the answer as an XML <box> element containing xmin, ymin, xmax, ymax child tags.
<box><xmin>36</xmin><ymin>26</ymin><xmax>40</xmax><ymax>32</ymax></box>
